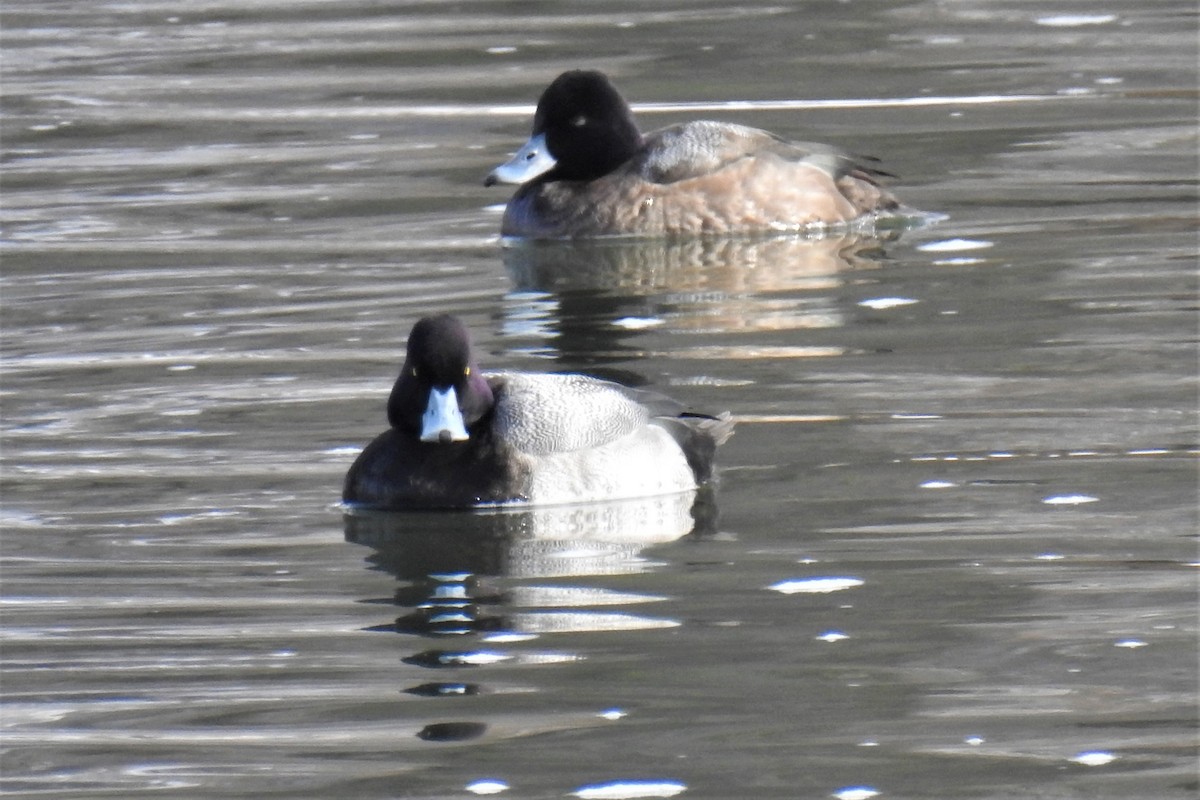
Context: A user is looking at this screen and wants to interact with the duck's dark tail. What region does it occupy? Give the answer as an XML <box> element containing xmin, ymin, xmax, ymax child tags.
<box><xmin>665</xmin><ymin>411</ymin><xmax>735</xmax><ymax>484</ymax></box>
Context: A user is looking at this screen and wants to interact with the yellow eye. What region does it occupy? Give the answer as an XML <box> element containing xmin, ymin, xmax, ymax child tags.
<box><xmin>463</xmin><ymin>366</ymin><xmax>471</xmax><ymax>376</ymax></box>
<box><xmin>410</xmin><ymin>367</ymin><xmax>418</xmax><ymax>377</ymax></box>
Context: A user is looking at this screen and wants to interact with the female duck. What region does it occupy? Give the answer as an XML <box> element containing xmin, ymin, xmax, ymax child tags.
<box><xmin>343</xmin><ymin>315</ymin><xmax>733</xmax><ymax>509</ymax></box>
<box><xmin>485</xmin><ymin>70</ymin><xmax>906</xmax><ymax>238</ymax></box>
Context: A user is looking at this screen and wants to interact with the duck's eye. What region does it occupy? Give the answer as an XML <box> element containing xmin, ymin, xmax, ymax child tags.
<box><xmin>463</xmin><ymin>366</ymin><xmax>471</xmax><ymax>376</ymax></box>
<box><xmin>410</xmin><ymin>367</ymin><xmax>418</xmax><ymax>377</ymax></box>
<box><xmin>570</xmin><ymin>114</ymin><xmax>587</xmax><ymax>127</ymax></box>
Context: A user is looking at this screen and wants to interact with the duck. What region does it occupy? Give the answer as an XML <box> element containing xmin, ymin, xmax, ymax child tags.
<box><xmin>342</xmin><ymin>315</ymin><xmax>733</xmax><ymax>509</ymax></box>
<box><xmin>484</xmin><ymin>69</ymin><xmax>907</xmax><ymax>239</ymax></box>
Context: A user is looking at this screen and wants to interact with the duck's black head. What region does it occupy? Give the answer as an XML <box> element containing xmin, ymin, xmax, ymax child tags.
<box><xmin>485</xmin><ymin>70</ymin><xmax>643</xmax><ymax>186</ymax></box>
<box><xmin>533</xmin><ymin>70</ymin><xmax>642</xmax><ymax>181</ymax></box>
<box><xmin>386</xmin><ymin>315</ymin><xmax>494</xmax><ymax>443</ymax></box>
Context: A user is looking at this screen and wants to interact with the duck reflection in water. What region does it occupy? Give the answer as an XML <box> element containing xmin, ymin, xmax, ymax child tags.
<box><xmin>503</xmin><ymin>231</ymin><xmax>892</xmax><ymax>297</ymax></box>
<box><xmin>344</xmin><ymin>488</ymin><xmax>716</xmax><ymax>638</ymax></box>
<box><xmin>497</xmin><ymin>232</ymin><xmax>893</xmax><ymax>368</ymax></box>
<box><xmin>344</xmin><ymin>493</ymin><xmax>715</xmax><ymax>732</ymax></box>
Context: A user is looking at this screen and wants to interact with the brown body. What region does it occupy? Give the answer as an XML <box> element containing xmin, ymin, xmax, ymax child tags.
<box><xmin>502</xmin><ymin>128</ymin><xmax>898</xmax><ymax>238</ymax></box>
<box><xmin>488</xmin><ymin>73</ymin><xmax>905</xmax><ymax>239</ymax></box>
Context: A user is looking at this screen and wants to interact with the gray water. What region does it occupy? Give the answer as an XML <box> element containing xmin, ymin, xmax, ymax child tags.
<box><xmin>2</xmin><ymin>2</ymin><xmax>1197</xmax><ymax>798</ymax></box>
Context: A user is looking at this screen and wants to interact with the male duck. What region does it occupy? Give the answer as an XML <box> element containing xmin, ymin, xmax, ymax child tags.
<box><xmin>485</xmin><ymin>69</ymin><xmax>906</xmax><ymax>238</ymax></box>
<box><xmin>343</xmin><ymin>315</ymin><xmax>733</xmax><ymax>509</ymax></box>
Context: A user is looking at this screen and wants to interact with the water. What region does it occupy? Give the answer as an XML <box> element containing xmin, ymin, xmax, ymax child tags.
<box><xmin>2</xmin><ymin>2</ymin><xmax>1197</xmax><ymax>798</ymax></box>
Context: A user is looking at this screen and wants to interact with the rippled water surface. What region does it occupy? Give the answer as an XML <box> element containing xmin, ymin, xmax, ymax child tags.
<box><xmin>2</xmin><ymin>2</ymin><xmax>1197</xmax><ymax>798</ymax></box>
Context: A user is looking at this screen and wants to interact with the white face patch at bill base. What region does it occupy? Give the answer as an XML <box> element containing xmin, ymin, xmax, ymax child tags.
<box><xmin>487</xmin><ymin>133</ymin><xmax>557</xmax><ymax>185</ymax></box>
<box><xmin>420</xmin><ymin>386</ymin><xmax>470</xmax><ymax>442</ymax></box>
